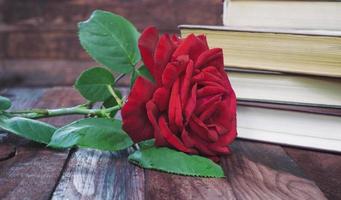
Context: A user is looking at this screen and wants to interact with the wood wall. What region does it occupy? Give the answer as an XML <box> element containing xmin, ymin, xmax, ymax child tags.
<box><xmin>0</xmin><ymin>0</ymin><xmax>223</xmax><ymax>60</ymax></box>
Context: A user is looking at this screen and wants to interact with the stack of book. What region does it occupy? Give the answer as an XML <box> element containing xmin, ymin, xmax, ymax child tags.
<box><xmin>179</xmin><ymin>0</ymin><xmax>341</xmax><ymax>152</ymax></box>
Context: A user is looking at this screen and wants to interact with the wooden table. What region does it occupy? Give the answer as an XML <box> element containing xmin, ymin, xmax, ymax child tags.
<box><xmin>0</xmin><ymin>87</ymin><xmax>340</xmax><ymax>200</ymax></box>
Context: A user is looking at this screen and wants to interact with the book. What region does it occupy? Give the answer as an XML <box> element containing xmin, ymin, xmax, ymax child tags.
<box><xmin>179</xmin><ymin>25</ymin><xmax>341</xmax><ymax>78</ymax></box>
<box><xmin>237</xmin><ymin>105</ymin><xmax>341</xmax><ymax>152</ymax></box>
<box><xmin>228</xmin><ymin>71</ymin><xmax>341</xmax><ymax>108</ymax></box>
<box><xmin>238</xmin><ymin>100</ymin><xmax>341</xmax><ymax>117</ymax></box>
<box><xmin>223</xmin><ymin>0</ymin><xmax>341</xmax><ymax>31</ymax></box>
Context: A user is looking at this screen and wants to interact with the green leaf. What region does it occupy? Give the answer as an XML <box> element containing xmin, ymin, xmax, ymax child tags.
<box><xmin>138</xmin><ymin>139</ymin><xmax>155</xmax><ymax>150</ymax></box>
<box><xmin>128</xmin><ymin>147</ymin><xmax>225</xmax><ymax>178</ymax></box>
<box><xmin>48</xmin><ymin>118</ymin><xmax>133</xmax><ymax>151</ymax></box>
<box><xmin>102</xmin><ymin>89</ymin><xmax>122</xmax><ymax>117</ymax></box>
<box><xmin>137</xmin><ymin>65</ymin><xmax>154</xmax><ymax>82</ymax></box>
<box><xmin>0</xmin><ymin>116</ymin><xmax>56</xmax><ymax>144</ymax></box>
<box><xmin>130</xmin><ymin>69</ymin><xmax>138</xmax><ymax>87</ymax></box>
<box><xmin>75</xmin><ymin>67</ymin><xmax>115</xmax><ymax>102</ymax></box>
<box><xmin>130</xmin><ymin>65</ymin><xmax>154</xmax><ymax>86</ymax></box>
<box><xmin>0</xmin><ymin>96</ymin><xmax>11</xmax><ymax>111</ymax></box>
<box><xmin>79</xmin><ymin>10</ymin><xmax>140</xmax><ymax>73</ymax></box>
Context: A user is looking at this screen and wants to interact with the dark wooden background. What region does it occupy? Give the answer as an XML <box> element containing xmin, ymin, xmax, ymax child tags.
<box><xmin>0</xmin><ymin>0</ymin><xmax>223</xmax><ymax>87</ymax></box>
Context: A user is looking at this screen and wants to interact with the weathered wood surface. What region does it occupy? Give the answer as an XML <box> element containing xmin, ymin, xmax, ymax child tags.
<box><xmin>52</xmin><ymin>87</ymin><xmax>141</xmax><ymax>200</ymax></box>
<box><xmin>0</xmin><ymin>87</ymin><xmax>84</xmax><ymax>200</ymax></box>
<box><xmin>284</xmin><ymin>146</ymin><xmax>341</xmax><ymax>200</ymax></box>
<box><xmin>223</xmin><ymin>140</ymin><xmax>326</xmax><ymax>200</ymax></box>
<box><xmin>52</xmin><ymin>149</ymin><xmax>145</xmax><ymax>200</ymax></box>
<box><xmin>52</xmin><ymin>140</ymin><xmax>328</xmax><ymax>200</ymax></box>
<box><xmin>0</xmin><ymin>143</ymin><xmax>15</xmax><ymax>162</ymax></box>
<box><xmin>0</xmin><ymin>87</ymin><xmax>340</xmax><ymax>200</ymax></box>
<box><xmin>145</xmin><ymin>140</ymin><xmax>326</xmax><ymax>200</ymax></box>
<box><xmin>0</xmin><ymin>0</ymin><xmax>223</xmax><ymax>60</ymax></box>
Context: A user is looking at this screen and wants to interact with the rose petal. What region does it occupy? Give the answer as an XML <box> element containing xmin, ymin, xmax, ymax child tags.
<box><xmin>189</xmin><ymin>115</ymin><xmax>218</xmax><ymax>142</ymax></box>
<box><xmin>213</xmin><ymin>95</ymin><xmax>237</xmax><ymax>146</ymax></box>
<box><xmin>158</xmin><ymin>115</ymin><xmax>196</xmax><ymax>154</ymax></box>
<box><xmin>184</xmin><ymin>83</ymin><xmax>197</xmax><ymax>122</ymax></box>
<box><xmin>202</xmin><ymin>66</ymin><xmax>224</xmax><ymax>78</ymax></box>
<box><xmin>122</xmin><ymin>77</ymin><xmax>157</xmax><ymax>142</ymax></box>
<box><xmin>162</xmin><ymin>55</ymin><xmax>188</xmax><ymax>88</ymax></box>
<box><xmin>189</xmin><ymin>133</ymin><xmax>216</xmax><ymax>156</ymax></box>
<box><xmin>153</xmin><ymin>34</ymin><xmax>177</xmax><ymax>85</ymax></box>
<box><xmin>195</xmin><ymin>94</ymin><xmax>222</xmax><ymax>115</ymax></box>
<box><xmin>171</xmin><ymin>34</ymin><xmax>181</xmax><ymax>45</ymax></box>
<box><xmin>196</xmin><ymin>35</ymin><xmax>209</xmax><ymax>49</ymax></box>
<box><xmin>138</xmin><ymin>27</ymin><xmax>159</xmax><ymax>73</ymax></box>
<box><xmin>208</xmin><ymin>124</ymin><xmax>227</xmax><ymax>136</ymax></box>
<box><xmin>172</xmin><ymin>34</ymin><xmax>209</xmax><ymax>62</ymax></box>
<box><xmin>208</xmin><ymin>143</ymin><xmax>231</xmax><ymax>155</ymax></box>
<box><xmin>168</xmin><ymin>78</ymin><xmax>183</xmax><ymax>132</ymax></box>
<box><xmin>202</xmin><ymin>66</ymin><xmax>229</xmax><ymax>88</ymax></box>
<box><xmin>197</xmin><ymin>81</ymin><xmax>224</xmax><ymax>89</ymax></box>
<box><xmin>208</xmin><ymin>156</ymin><xmax>220</xmax><ymax>163</ymax></box>
<box><xmin>197</xmin><ymin>85</ymin><xmax>228</xmax><ymax>98</ymax></box>
<box><xmin>146</xmin><ymin>101</ymin><xmax>168</xmax><ymax>146</ymax></box>
<box><xmin>214</xmin><ymin>92</ymin><xmax>237</xmax><ymax>127</ymax></box>
<box><xmin>195</xmin><ymin>48</ymin><xmax>224</xmax><ymax>72</ymax></box>
<box><xmin>180</xmin><ymin>60</ymin><xmax>194</xmax><ymax>107</ymax></box>
<box><xmin>152</xmin><ymin>87</ymin><xmax>170</xmax><ymax>111</ymax></box>
<box><xmin>199</xmin><ymin>100</ymin><xmax>220</xmax><ymax>122</ymax></box>
<box><xmin>192</xmin><ymin>69</ymin><xmax>226</xmax><ymax>87</ymax></box>
<box><xmin>215</xmin><ymin>121</ymin><xmax>237</xmax><ymax>146</ymax></box>
<box><xmin>181</xmin><ymin>128</ymin><xmax>195</xmax><ymax>148</ymax></box>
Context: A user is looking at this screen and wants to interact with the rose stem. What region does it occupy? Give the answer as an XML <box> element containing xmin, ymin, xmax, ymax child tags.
<box><xmin>7</xmin><ymin>105</ymin><xmax>121</xmax><ymax>119</ymax></box>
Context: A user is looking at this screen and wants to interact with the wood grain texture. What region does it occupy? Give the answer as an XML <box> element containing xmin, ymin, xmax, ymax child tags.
<box><xmin>52</xmin><ymin>149</ymin><xmax>144</xmax><ymax>200</ymax></box>
<box><xmin>0</xmin><ymin>87</ymin><xmax>335</xmax><ymax>200</ymax></box>
<box><xmin>222</xmin><ymin>140</ymin><xmax>327</xmax><ymax>200</ymax></box>
<box><xmin>0</xmin><ymin>87</ymin><xmax>84</xmax><ymax>200</ymax></box>
<box><xmin>284</xmin><ymin>146</ymin><xmax>341</xmax><ymax>200</ymax></box>
<box><xmin>145</xmin><ymin>170</ymin><xmax>236</xmax><ymax>200</ymax></box>
<box><xmin>2</xmin><ymin>31</ymin><xmax>88</xmax><ymax>60</ymax></box>
<box><xmin>0</xmin><ymin>60</ymin><xmax>131</xmax><ymax>87</ymax></box>
<box><xmin>0</xmin><ymin>0</ymin><xmax>222</xmax><ymax>60</ymax></box>
<box><xmin>0</xmin><ymin>143</ymin><xmax>15</xmax><ymax>161</ymax></box>
<box><xmin>144</xmin><ymin>139</ymin><xmax>326</xmax><ymax>200</ymax></box>
<box><xmin>0</xmin><ymin>0</ymin><xmax>222</xmax><ymax>31</ymax></box>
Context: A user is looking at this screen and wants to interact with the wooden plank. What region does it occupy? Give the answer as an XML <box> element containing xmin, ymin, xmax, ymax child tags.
<box><xmin>0</xmin><ymin>87</ymin><xmax>85</xmax><ymax>199</ymax></box>
<box><xmin>0</xmin><ymin>60</ymin><xmax>95</xmax><ymax>87</ymax></box>
<box><xmin>0</xmin><ymin>144</ymin><xmax>15</xmax><ymax>162</ymax></box>
<box><xmin>51</xmin><ymin>149</ymin><xmax>144</xmax><ymax>200</ymax></box>
<box><xmin>0</xmin><ymin>87</ymin><xmax>330</xmax><ymax>199</ymax></box>
<box><xmin>145</xmin><ymin>139</ymin><xmax>326</xmax><ymax>200</ymax></box>
<box><xmin>2</xmin><ymin>31</ymin><xmax>88</xmax><ymax>60</ymax></box>
<box><xmin>0</xmin><ymin>0</ymin><xmax>222</xmax><ymax>32</ymax></box>
<box><xmin>145</xmin><ymin>170</ymin><xmax>236</xmax><ymax>200</ymax></box>
<box><xmin>0</xmin><ymin>60</ymin><xmax>131</xmax><ymax>87</ymax></box>
<box><xmin>0</xmin><ymin>0</ymin><xmax>222</xmax><ymax>60</ymax></box>
<box><xmin>222</xmin><ymin>140</ymin><xmax>327</xmax><ymax>200</ymax></box>
<box><xmin>51</xmin><ymin>87</ymin><xmax>143</xmax><ymax>200</ymax></box>
<box><xmin>284</xmin><ymin>146</ymin><xmax>341</xmax><ymax>200</ymax></box>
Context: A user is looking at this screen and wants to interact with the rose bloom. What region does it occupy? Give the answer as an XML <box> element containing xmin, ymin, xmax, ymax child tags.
<box><xmin>122</xmin><ymin>27</ymin><xmax>237</xmax><ymax>162</ymax></box>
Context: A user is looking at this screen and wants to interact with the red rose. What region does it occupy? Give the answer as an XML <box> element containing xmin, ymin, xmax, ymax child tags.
<box><xmin>122</xmin><ymin>27</ymin><xmax>237</xmax><ymax>161</ymax></box>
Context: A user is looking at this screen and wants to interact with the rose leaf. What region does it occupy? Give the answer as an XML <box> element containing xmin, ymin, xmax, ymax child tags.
<box><xmin>75</xmin><ymin>67</ymin><xmax>115</xmax><ymax>102</ymax></box>
<box><xmin>48</xmin><ymin>118</ymin><xmax>133</xmax><ymax>151</ymax></box>
<box><xmin>130</xmin><ymin>65</ymin><xmax>155</xmax><ymax>86</ymax></box>
<box><xmin>0</xmin><ymin>116</ymin><xmax>56</xmax><ymax>144</ymax></box>
<box><xmin>79</xmin><ymin>10</ymin><xmax>140</xmax><ymax>73</ymax></box>
<box><xmin>128</xmin><ymin>147</ymin><xmax>225</xmax><ymax>178</ymax></box>
<box><xmin>0</xmin><ymin>96</ymin><xmax>11</xmax><ymax>111</ymax></box>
